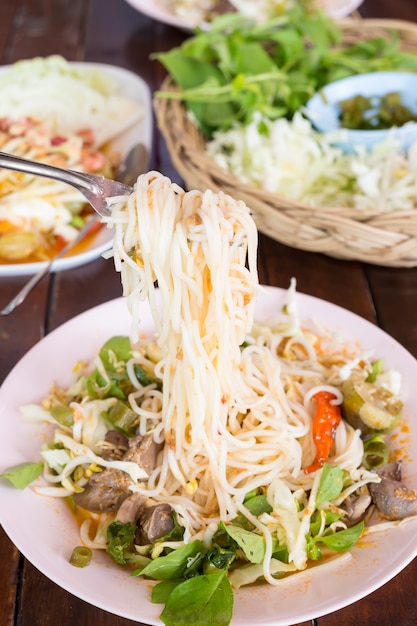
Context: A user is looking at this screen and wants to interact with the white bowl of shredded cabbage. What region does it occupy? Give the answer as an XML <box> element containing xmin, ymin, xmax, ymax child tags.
<box><xmin>305</xmin><ymin>71</ymin><xmax>417</xmax><ymax>153</ymax></box>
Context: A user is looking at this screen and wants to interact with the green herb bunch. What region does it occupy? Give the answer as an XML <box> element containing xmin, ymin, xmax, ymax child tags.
<box><xmin>154</xmin><ymin>5</ymin><xmax>417</xmax><ymax>137</ymax></box>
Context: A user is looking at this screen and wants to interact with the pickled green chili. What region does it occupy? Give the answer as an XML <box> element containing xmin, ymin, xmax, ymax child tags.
<box><xmin>70</xmin><ymin>546</ymin><xmax>93</xmax><ymax>568</ymax></box>
<box><xmin>362</xmin><ymin>434</ymin><xmax>389</xmax><ymax>470</ymax></box>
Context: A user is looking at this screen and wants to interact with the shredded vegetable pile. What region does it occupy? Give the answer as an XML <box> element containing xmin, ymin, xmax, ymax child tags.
<box><xmin>154</xmin><ymin>7</ymin><xmax>417</xmax><ymax>212</ymax></box>
<box><xmin>0</xmin><ymin>55</ymin><xmax>143</xmax><ymax>147</ymax></box>
<box><xmin>0</xmin><ymin>117</ymin><xmax>117</xmax><ymax>262</ymax></box>
<box><xmin>206</xmin><ymin>112</ymin><xmax>417</xmax><ymax>211</ymax></box>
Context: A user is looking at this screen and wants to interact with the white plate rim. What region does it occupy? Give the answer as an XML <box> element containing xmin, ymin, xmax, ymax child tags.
<box><xmin>0</xmin><ymin>286</ymin><xmax>416</xmax><ymax>625</ymax></box>
<box><xmin>0</xmin><ymin>61</ymin><xmax>152</xmax><ymax>277</ymax></box>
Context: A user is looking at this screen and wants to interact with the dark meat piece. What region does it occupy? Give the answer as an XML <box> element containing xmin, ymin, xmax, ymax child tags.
<box><xmin>376</xmin><ymin>461</ymin><xmax>402</xmax><ymax>481</ymax></box>
<box><xmin>342</xmin><ymin>489</ymin><xmax>372</xmax><ymax>526</ymax></box>
<box><xmin>106</xmin><ymin>430</ymin><xmax>128</xmax><ymax>448</ymax></box>
<box><xmin>115</xmin><ymin>492</ymin><xmax>175</xmax><ymax>545</ymax></box>
<box><xmin>136</xmin><ymin>503</ymin><xmax>175</xmax><ymax>545</ymax></box>
<box><xmin>115</xmin><ymin>492</ymin><xmax>148</xmax><ymax>523</ymax></box>
<box><xmin>369</xmin><ymin>461</ymin><xmax>417</xmax><ymax>521</ymax></box>
<box><xmin>100</xmin><ymin>430</ymin><xmax>128</xmax><ymax>460</ymax></box>
<box><xmin>74</xmin><ymin>432</ymin><xmax>163</xmax><ymax>513</ymax></box>
<box><xmin>73</xmin><ymin>468</ymin><xmax>131</xmax><ymax>513</ymax></box>
<box><xmin>124</xmin><ymin>433</ymin><xmax>163</xmax><ymax>476</ymax></box>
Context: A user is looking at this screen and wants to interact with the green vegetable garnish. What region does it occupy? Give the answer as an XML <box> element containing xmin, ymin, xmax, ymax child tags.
<box><xmin>159</xmin><ymin>572</ymin><xmax>233</xmax><ymax>626</ymax></box>
<box><xmin>363</xmin><ymin>434</ymin><xmax>389</xmax><ymax>469</ymax></box>
<box><xmin>70</xmin><ymin>546</ymin><xmax>93</xmax><ymax>568</ymax></box>
<box><xmin>153</xmin><ymin>6</ymin><xmax>417</xmax><ymax>138</ymax></box>
<box><xmin>315</xmin><ymin>464</ymin><xmax>344</xmax><ymax>507</ymax></box>
<box><xmin>0</xmin><ymin>461</ymin><xmax>43</xmax><ymax>489</ymax></box>
<box><xmin>106</xmin><ymin>521</ymin><xmax>151</xmax><ymax>567</ymax></box>
<box><xmin>338</xmin><ymin>92</ymin><xmax>417</xmax><ymax>130</ymax></box>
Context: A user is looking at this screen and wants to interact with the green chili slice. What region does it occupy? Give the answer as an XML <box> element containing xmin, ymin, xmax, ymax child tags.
<box><xmin>362</xmin><ymin>435</ymin><xmax>389</xmax><ymax>470</ymax></box>
<box><xmin>70</xmin><ymin>546</ymin><xmax>93</xmax><ymax>568</ymax></box>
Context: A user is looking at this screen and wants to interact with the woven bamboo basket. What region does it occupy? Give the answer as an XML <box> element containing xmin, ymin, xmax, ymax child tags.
<box><xmin>154</xmin><ymin>18</ymin><xmax>417</xmax><ymax>267</ymax></box>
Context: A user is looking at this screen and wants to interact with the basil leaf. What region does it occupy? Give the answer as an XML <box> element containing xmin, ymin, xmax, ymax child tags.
<box><xmin>152</xmin><ymin>580</ymin><xmax>183</xmax><ymax>604</ymax></box>
<box><xmin>137</xmin><ymin>541</ymin><xmax>206</xmax><ymax>580</ymax></box>
<box><xmin>160</xmin><ymin>572</ymin><xmax>233</xmax><ymax>626</ymax></box>
<box><xmin>315</xmin><ymin>464</ymin><xmax>344</xmax><ymax>508</ymax></box>
<box><xmin>222</xmin><ymin>524</ymin><xmax>265</xmax><ymax>564</ymax></box>
<box><xmin>0</xmin><ymin>461</ymin><xmax>43</xmax><ymax>489</ymax></box>
<box><xmin>315</xmin><ymin>522</ymin><xmax>365</xmax><ymax>552</ymax></box>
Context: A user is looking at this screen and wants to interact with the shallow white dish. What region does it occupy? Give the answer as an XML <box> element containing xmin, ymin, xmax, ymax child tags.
<box><xmin>0</xmin><ymin>287</ymin><xmax>417</xmax><ymax>625</ymax></box>
<box><xmin>0</xmin><ymin>62</ymin><xmax>152</xmax><ymax>277</ymax></box>
<box><xmin>305</xmin><ymin>71</ymin><xmax>417</xmax><ymax>153</ymax></box>
<box><xmin>125</xmin><ymin>0</ymin><xmax>364</xmax><ymax>32</ymax></box>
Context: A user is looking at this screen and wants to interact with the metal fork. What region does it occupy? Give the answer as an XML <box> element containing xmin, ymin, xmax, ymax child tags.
<box><xmin>0</xmin><ymin>150</ymin><xmax>135</xmax><ymax>218</ymax></box>
<box><xmin>0</xmin><ymin>144</ymin><xmax>147</xmax><ymax>315</ymax></box>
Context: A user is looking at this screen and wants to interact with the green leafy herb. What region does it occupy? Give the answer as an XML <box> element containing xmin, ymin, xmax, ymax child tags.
<box><xmin>0</xmin><ymin>461</ymin><xmax>43</xmax><ymax>489</ymax></box>
<box><xmin>86</xmin><ymin>336</ymin><xmax>162</xmax><ymax>402</ymax></box>
<box><xmin>159</xmin><ymin>571</ymin><xmax>233</xmax><ymax>626</ymax></box>
<box><xmin>153</xmin><ymin>6</ymin><xmax>417</xmax><ymax>138</ymax></box>
<box><xmin>152</xmin><ymin>580</ymin><xmax>184</xmax><ymax>604</ymax></box>
<box><xmin>315</xmin><ymin>464</ymin><xmax>344</xmax><ymax>507</ymax></box>
<box><xmin>309</xmin><ymin>509</ymin><xmax>342</xmax><ymax>537</ymax></box>
<box><xmin>106</xmin><ymin>521</ymin><xmax>138</xmax><ymax>565</ymax></box>
<box><xmin>314</xmin><ymin>521</ymin><xmax>365</xmax><ymax>552</ymax></box>
<box><xmin>136</xmin><ymin>540</ymin><xmax>206</xmax><ymax>580</ymax></box>
<box><xmin>204</xmin><ymin>546</ymin><xmax>236</xmax><ymax>573</ymax></box>
<box><xmin>221</xmin><ymin>524</ymin><xmax>265</xmax><ymax>564</ymax></box>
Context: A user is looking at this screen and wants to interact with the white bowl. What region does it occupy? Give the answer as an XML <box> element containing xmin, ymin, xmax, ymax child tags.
<box><xmin>305</xmin><ymin>71</ymin><xmax>417</xmax><ymax>153</ymax></box>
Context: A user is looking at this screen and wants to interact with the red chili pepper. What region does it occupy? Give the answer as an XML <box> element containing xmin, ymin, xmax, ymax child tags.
<box><xmin>304</xmin><ymin>390</ymin><xmax>342</xmax><ymax>474</ymax></box>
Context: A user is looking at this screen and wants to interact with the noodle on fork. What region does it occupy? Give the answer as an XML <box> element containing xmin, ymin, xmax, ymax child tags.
<box><xmin>105</xmin><ymin>172</ymin><xmax>361</xmax><ymax>540</ymax></box>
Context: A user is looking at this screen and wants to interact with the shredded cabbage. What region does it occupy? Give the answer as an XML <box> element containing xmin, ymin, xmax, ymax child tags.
<box><xmin>206</xmin><ymin>112</ymin><xmax>417</xmax><ymax>212</ymax></box>
<box><xmin>0</xmin><ymin>55</ymin><xmax>143</xmax><ymax>146</ymax></box>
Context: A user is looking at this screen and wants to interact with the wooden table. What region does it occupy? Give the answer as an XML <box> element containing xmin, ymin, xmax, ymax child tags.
<box><xmin>1</xmin><ymin>1</ymin><xmax>417</xmax><ymax>625</ymax></box>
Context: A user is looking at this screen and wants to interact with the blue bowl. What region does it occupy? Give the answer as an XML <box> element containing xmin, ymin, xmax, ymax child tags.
<box><xmin>305</xmin><ymin>71</ymin><xmax>417</xmax><ymax>153</ymax></box>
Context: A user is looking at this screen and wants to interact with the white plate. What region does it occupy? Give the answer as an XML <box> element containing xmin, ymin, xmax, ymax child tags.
<box><xmin>0</xmin><ymin>62</ymin><xmax>152</xmax><ymax>277</ymax></box>
<box><xmin>125</xmin><ymin>0</ymin><xmax>364</xmax><ymax>32</ymax></box>
<box><xmin>0</xmin><ymin>287</ymin><xmax>416</xmax><ymax>625</ymax></box>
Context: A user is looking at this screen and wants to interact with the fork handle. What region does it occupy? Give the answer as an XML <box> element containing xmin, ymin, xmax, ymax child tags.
<box><xmin>1</xmin><ymin>215</ymin><xmax>101</xmax><ymax>316</ymax></box>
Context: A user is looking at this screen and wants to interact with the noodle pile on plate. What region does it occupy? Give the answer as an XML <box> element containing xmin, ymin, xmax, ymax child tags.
<box><xmin>105</xmin><ymin>172</ymin><xmax>365</xmax><ymax>564</ymax></box>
